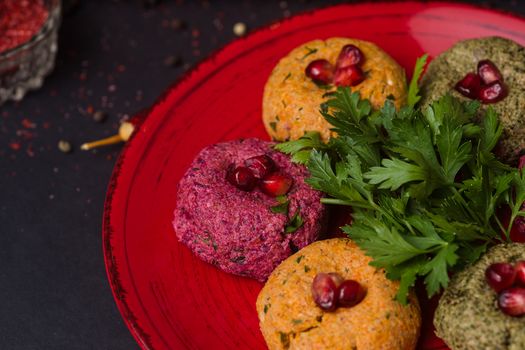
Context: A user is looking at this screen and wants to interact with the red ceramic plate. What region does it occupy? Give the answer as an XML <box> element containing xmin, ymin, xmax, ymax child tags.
<box><xmin>103</xmin><ymin>2</ymin><xmax>525</xmax><ymax>349</ymax></box>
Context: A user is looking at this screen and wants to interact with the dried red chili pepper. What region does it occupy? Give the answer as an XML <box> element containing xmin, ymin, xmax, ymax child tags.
<box><xmin>80</xmin><ymin>113</ymin><xmax>148</xmax><ymax>151</ymax></box>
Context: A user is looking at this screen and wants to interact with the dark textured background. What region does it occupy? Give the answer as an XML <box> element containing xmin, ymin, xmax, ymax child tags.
<box><xmin>1</xmin><ymin>1</ymin><xmax>524</xmax><ymax>349</ymax></box>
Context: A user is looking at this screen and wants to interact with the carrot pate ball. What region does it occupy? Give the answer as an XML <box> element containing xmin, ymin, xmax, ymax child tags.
<box><xmin>263</xmin><ymin>37</ymin><xmax>407</xmax><ymax>142</ymax></box>
<box><xmin>256</xmin><ymin>238</ymin><xmax>421</xmax><ymax>350</ymax></box>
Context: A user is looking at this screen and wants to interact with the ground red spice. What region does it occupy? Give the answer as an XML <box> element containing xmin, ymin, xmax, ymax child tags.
<box><xmin>0</xmin><ymin>0</ymin><xmax>49</xmax><ymax>53</ymax></box>
<box><xmin>21</xmin><ymin>118</ymin><xmax>36</xmax><ymax>129</ymax></box>
<box><xmin>8</xmin><ymin>142</ymin><xmax>21</xmax><ymax>151</ymax></box>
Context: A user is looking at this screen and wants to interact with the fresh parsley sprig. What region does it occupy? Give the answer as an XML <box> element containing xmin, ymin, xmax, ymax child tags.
<box><xmin>407</xmin><ymin>54</ymin><xmax>428</xmax><ymax>107</ymax></box>
<box><xmin>275</xmin><ymin>58</ymin><xmax>524</xmax><ymax>303</ymax></box>
<box><xmin>269</xmin><ymin>195</ymin><xmax>305</xmax><ymax>234</ymax></box>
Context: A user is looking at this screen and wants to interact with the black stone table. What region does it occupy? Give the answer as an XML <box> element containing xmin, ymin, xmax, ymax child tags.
<box><xmin>1</xmin><ymin>1</ymin><xmax>524</xmax><ymax>348</ymax></box>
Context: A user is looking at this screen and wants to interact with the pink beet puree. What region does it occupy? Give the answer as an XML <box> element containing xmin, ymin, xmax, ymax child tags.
<box><xmin>173</xmin><ymin>138</ymin><xmax>327</xmax><ymax>281</ymax></box>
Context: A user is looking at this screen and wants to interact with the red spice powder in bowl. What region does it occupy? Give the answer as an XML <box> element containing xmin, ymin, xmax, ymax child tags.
<box><xmin>0</xmin><ymin>0</ymin><xmax>61</xmax><ymax>104</ymax></box>
<box><xmin>0</xmin><ymin>0</ymin><xmax>50</xmax><ymax>53</ymax></box>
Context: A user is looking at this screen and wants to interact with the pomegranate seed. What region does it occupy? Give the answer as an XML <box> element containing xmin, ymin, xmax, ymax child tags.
<box><xmin>500</xmin><ymin>202</ymin><xmax>525</xmax><ymax>243</ymax></box>
<box><xmin>510</xmin><ymin>212</ymin><xmax>525</xmax><ymax>243</ymax></box>
<box><xmin>454</xmin><ymin>73</ymin><xmax>482</xmax><ymax>99</ymax></box>
<box><xmin>485</xmin><ymin>263</ymin><xmax>516</xmax><ymax>292</ymax></box>
<box><xmin>477</xmin><ymin>59</ymin><xmax>503</xmax><ymax>85</ymax></box>
<box><xmin>333</xmin><ymin>65</ymin><xmax>365</xmax><ymax>87</ymax></box>
<box><xmin>509</xmin><ymin>201</ymin><xmax>525</xmax><ymax>243</ymax></box>
<box><xmin>328</xmin><ymin>272</ymin><xmax>344</xmax><ymax>288</ymax></box>
<box><xmin>515</xmin><ymin>261</ymin><xmax>525</xmax><ymax>286</ymax></box>
<box><xmin>305</xmin><ymin>59</ymin><xmax>334</xmax><ymax>85</ymax></box>
<box><xmin>498</xmin><ymin>287</ymin><xmax>525</xmax><ymax>317</ymax></box>
<box><xmin>336</xmin><ymin>44</ymin><xmax>364</xmax><ymax>69</ymax></box>
<box><xmin>259</xmin><ymin>173</ymin><xmax>293</xmax><ymax>197</ymax></box>
<box><xmin>478</xmin><ymin>80</ymin><xmax>508</xmax><ymax>104</ymax></box>
<box><xmin>225</xmin><ymin>165</ymin><xmax>257</xmax><ymax>191</ymax></box>
<box><xmin>312</xmin><ymin>273</ymin><xmax>338</xmax><ymax>311</ymax></box>
<box><xmin>519</xmin><ymin>155</ymin><xmax>525</xmax><ymax>171</ymax></box>
<box><xmin>244</xmin><ymin>155</ymin><xmax>276</xmax><ymax>179</ymax></box>
<box><xmin>337</xmin><ymin>280</ymin><xmax>366</xmax><ymax>308</ymax></box>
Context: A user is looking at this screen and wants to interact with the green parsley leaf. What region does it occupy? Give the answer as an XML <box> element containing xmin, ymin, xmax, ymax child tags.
<box><xmin>301</xmin><ymin>46</ymin><xmax>318</xmax><ymax>60</ymax></box>
<box><xmin>276</xmin><ymin>80</ymin><xmax>523</xmax><ymax>303</ymax></box>
<box><xmin>435</xmin><ymin>115</ymin><xmax>472</xmax><ymax>183</ymax></box>
<box><xmin>386</xmin><ymin>258</ymin><xmax>425</xmax><ymax>304</ymax></box>
<box><xmin>271</xmin><ymin>201</ymin><xmax>289</xmax><ymax>214</ymax></box>
<box><xmin>285</xmin><ymin>211</ymin><xmax>304</xmax><ymax>233</ymax></box>
<box><xmin>365</xmin><ymin>158</ymin><xmax>427</xmax><ymax>191</ymax></box>
<box><xmin>342</xmin><ymin>214</ymin><xmax>425</xmax><ymax>267</ymax></box>
<box><xmin>321</xmin><ymin>88</ymin><xmax>375</xmax><ymax>142</ymax></box>
<box><xmin>276</xmin><ymin>195</ymin><xmax>288</xmax><ymax>203</ymax></box>
<box><xmin>407</xmin><ymin>54</ymin><xmax>428</xmax><ymax>107</ymax></box>
<box><xmin>275</xmin><ymin>131</ymin><xmax>326</xmax><ymax>164</ymax></box>
<box><xmin>506</xmin><ymin>170</ymin><xmax>525</xmax><ymax>238</ymax></box>
<box><xmin>270</xmin><ymin>195</ymin><xmax>289</xmax><ymax>214</ymax></box>
<box><xmin>291</xmin><ymin>150</ymin><xmax>312</xmax><ymax>164</ymax></box>
<box><xmin>420</xmin><ymin>243</ymin><xmax>458</xmax><ymax>296</ymax></box>
<box><xmin>480</xmin><ymin>106</ymin><xmax>503</xmax><ymax>152</ymax></box>
<box><xmin>306</xmin><ymin>150</ymin><xmax>371</xmax><ymax>208</ymax></box>
<box><xmin>279</xmin><ymin>332</ymin><xmax>290</xmax><ymax>349</ymax></box>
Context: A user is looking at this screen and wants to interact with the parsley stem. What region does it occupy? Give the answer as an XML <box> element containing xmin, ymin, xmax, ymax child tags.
<box><xmin>494</xmin><ymin>214</ymin><xmax>509</xmax><ymax>242</ymax></box>
<box><xmin>320</xmin><ymin>198</ymin><xmax>372</xmax><ymax>209</ymax></box>
<box><xmin>505</xmin><ymin>210</ymin><xmax>522</xmax><ymax>242</ymax></box>
<box><xmin>402</xmin><ymin>220</ymin><xmax>416</xmax><ymax>236</ymax></box>
<box><xmin>451</xmin><ymin>187</ymin><xmax>484</xmax><ymax>225</ymax></box>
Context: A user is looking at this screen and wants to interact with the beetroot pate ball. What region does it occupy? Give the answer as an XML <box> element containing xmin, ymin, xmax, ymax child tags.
<box><xmin>173</xmin><ymin>138</ymin><xmax>327</xmax><ymax>281</ymax></box>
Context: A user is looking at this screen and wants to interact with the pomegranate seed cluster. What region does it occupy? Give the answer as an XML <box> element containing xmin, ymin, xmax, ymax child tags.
<box><xmin>454</xmin><ymin>59</ymin><xmax>508</xmax><ymax>104</ymax></box>
<box><xmin>225</xmin><ymin>154</ymin><xmax>293</xmax><ymax>197</ymax></box>
<box><xmin>485</xmin><ymin>261</ymin><xmax>525</xmax><ymax>316</ymax></box>
<box><xmin>311</xmin><ymin>272</ymin><xmax>366</xmax><ymax>311</ymax></box>
<box><xmin>305</xmin><ymin>44</ymin><xmax>365</xmax><ymax>87</ymax></box>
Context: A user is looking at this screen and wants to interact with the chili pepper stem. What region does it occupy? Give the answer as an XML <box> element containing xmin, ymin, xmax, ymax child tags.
<box><xmin>80</xmin><ymin>134</ymin><xmax>123</xmax><ymax>151</ymax></box>
<box><xmin>80</xmin><ymin>121</ymin><xmax>135</xmax><ymax>151</ymax></box>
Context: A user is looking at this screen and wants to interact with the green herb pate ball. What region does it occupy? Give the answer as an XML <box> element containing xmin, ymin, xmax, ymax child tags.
<box><xmin>434</xmin><ymin>243</ymin><xmax>525</xmax><ymax>350</ymax></box>
<box><xmin>420</xmin><ymin>36</ymin><xmax>525</xmax><ymax>163</ymax></box>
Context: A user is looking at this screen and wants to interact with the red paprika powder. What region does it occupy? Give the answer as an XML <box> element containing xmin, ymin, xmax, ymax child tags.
<box><xmin>0</xmin><ymin>0</ymin><xmax>49</xmax><ymax>53</ymax></box>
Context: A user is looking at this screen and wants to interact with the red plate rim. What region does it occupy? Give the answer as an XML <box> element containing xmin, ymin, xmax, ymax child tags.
<box><xmin>102</xmin><ymin>2</ymin><xmax>525</xmax><ymax>349</ymax></box>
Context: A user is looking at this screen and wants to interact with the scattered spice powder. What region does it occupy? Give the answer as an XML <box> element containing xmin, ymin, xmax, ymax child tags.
<box><xmin>21</xmin><ymin>118</ymin><xmax>36</xmax><ymax>129</ymax></box>
<box><xmin>163</xmin><ymin>55</ymin><xmax>183</xmax><ymax>67</ymax></box>
<box><xmin>2</xmin><ymin>2</ymin><xmax>272</xmax><ymax>160</ymax></box>
<box><xmin>170</xmin><ymin>18</ymin><xmax>186</xmax><ymax>30</ymax></box>
<box><xmin>233</xmin><ymin>22</ymin><xmax>247</xmax><ymax>37</ymax></box>
<box><xmin>93</xmin><ymin>110</ymin><xmax>108</xmax><ymax>123</ymax></box>
<box><xmin>26</xmin><ymin>144</ymin><xmax>35</xmax><ymax>157</ymax></box>
<box><xmin>58</xmin><ymin>140</ymin><xmax>72</xmax><ymax>153</ymax></box>
<box><xmin>9</xmin><ymin>142</ymin><xmax>21</xmax><ymax>151</ymax></box>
